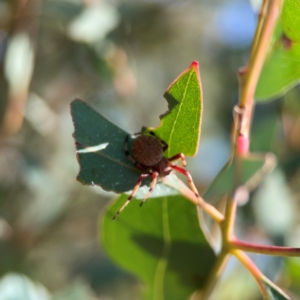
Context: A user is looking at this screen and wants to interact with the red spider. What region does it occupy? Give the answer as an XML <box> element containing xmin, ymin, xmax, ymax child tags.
<box><xmin>113</xmin><ymin>131</ymin><xmax>201</xmax><ymax>219</ymax></box>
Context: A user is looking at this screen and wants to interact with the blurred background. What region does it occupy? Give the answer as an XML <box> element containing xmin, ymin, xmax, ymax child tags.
<box><xmin>1</xmin><ymin>0</ymin><xmax>300</xmax><ymax>299</ymax></box>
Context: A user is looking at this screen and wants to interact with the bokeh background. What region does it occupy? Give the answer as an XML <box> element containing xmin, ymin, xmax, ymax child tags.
<box><xmin>1</xmin><ymin>0</ymin><xmax>300</xmax><ymax>299</ymax></box>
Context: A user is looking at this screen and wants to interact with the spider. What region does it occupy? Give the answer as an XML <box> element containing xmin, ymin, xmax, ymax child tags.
<box><xmin>113</xmin><ymin>131</ymin><xmax>201</xmax><ymax>219</ymax></box>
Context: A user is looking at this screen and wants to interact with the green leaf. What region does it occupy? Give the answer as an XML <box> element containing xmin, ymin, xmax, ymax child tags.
<box><xmin>262</xmin><ymin>279</ymin><xmax>290</xmax><ymax>300</ymax></box>
<box><xmin>71</xmin><ymin>99</ymin><xmax>140</xmax><ymax>193</ymax></box>
<box><xmin>281</xmin><ymin>0</ymin><xmax>300</xmax><ymax>42</ymax></box>
<box><xmin>203</xmin><ymin>156</ymin><xmax>266</xmax><ymax>201</ymax></box>
<box><xmin>255</xmin><ymin>0</ymin><xmax>300</xmax><ymax>101</ymax></box>
<box><xmin>101</xmin><ymin>194</ymin><xmax>216</xmax><ymax>300</ymax></box>
<box><xmin>286</xmin><ymin>259</ymin><xmax>300</xmax><ymax>295</ymax></box>
<box><xmin>147</xmin><ymin>61</ymin><xmax>203</xmax><ymax>157</ymax></box>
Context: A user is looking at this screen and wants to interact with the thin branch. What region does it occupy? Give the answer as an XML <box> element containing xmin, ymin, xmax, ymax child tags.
<box><xmin>233</xmin><ymin>249</ymin><xmax>290</xmax><ymax>300</ymax></box>
<box><xmin>232</xmin><ymin>249</ymin><xmax>271</xmax><ymax>299</ymax></box>
<box><xmin>223</xmin><ymin>0</ymin><xmax>282</xmax><ymax>252</ymax></box>
<box><xmin>238</xmin><ymin>0</ymin><xmax>282</xmax><ymax>138</ymax></box>
<box><xmin>231</xmin><ymin>239</ymin><xmax>300</xmax><ymax>257</ymax></box>
<box><xmin>249</xmin><ymin>0</ymin><xmax>269</xmax><ymax>63</ymax></box>
<box><xmin>164</xmin><ymin>176</ymin><xmax>224</xmax><ymax>224</ymax></box>
<box><xmin>2</xmin><ymin>0</ymin><xmax>41</xmax><ymax>136</ymax></box>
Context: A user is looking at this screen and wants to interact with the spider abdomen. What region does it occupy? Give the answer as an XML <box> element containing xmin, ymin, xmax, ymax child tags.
<box><xmin>132</xmin><ymin>135</ymin><xmax>163</xmax><ymax>167</ymax></box>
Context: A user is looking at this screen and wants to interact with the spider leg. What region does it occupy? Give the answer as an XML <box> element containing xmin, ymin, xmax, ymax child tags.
<box><xmin>133</xmin><ymin>131</ymin><xmax>142</xmax><ymax>136</ymax></box>
<box><xmin>113</xmin><ymin>173</ymin><xmax>150</xmax><ymax>220</ymax></box>
<box><xmin>149</xmin><ymin>131</ymin><xmax>168</xmax><ymax>151</ymax></box>
<box><xmin>140</xmin><ymin>171</ymin><xmax>159</xmax><ymax>207</ymax></box>
<box><xmin>171</xmin><ymin>164</ymin><xmax>200</xmax><ymax>199</ymax></box>
<box><xmin>168</xmin><ymin>153</ymin><xmax>187</xmax><ymax>167</ymax></box>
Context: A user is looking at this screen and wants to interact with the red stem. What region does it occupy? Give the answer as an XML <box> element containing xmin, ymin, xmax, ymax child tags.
<box><xmin>232</xmin><ymin>238</ymin><xmax>300</xmax><ymax>257</ymax></box>
<box><xmin>232</xmin><ymin>250</ymin><xmax>269</xmax><ymax>298</ymax></box>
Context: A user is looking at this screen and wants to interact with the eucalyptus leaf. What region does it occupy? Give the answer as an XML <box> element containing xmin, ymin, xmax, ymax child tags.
<box><xmin>71</xmin><ymin>99</ymin><xmax>139</xmax><ymax>193</ymax></box>
<box><xmin>147</xmin><ymin>61</ymin><xmax>203</xmax><ymax>157</ymax></box>
<box><xmin>101</xmin><ymin>194</ymin><xmax>216</xmax><ymax>300</ymax></box>
<box><xmin>255</xmin><ymin>0</ymin><xmax>300</xmax><ymax>101</ymax></box>
<box><xmin>203</xmin><ymin>156</ymin><xmax>267</xmax><ymax>201</ymax></box>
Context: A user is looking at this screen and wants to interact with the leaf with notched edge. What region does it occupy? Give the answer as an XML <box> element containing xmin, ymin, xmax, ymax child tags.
<box><xmin>71</xmin><ymin>99</ymin><xmax>141</xmax><ymax>193</ymax></box>
<box><xmin>146</xmin><ymin>61</ymin><xmax>203</xmax><ymax>158</ymax></box>
<box><xmin>71</xmin><ymin>61</ymin><xmax>203</xmax><ymax>192</ymax></box>
<box><xmin>71</xmin><ymin>99</ymin><xmax>178</xmax><ymax>197</ymax></box>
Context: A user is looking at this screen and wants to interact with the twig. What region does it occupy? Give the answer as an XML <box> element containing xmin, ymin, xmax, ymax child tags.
<box><xmin>231</xmin><ymin>239</ymin><xmax>300</xmax><ymax>257</ymax></box>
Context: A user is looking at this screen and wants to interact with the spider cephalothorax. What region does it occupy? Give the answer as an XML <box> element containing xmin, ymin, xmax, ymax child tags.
<box><xmin>113</xmin><ymin>131</ymin><xmax>200</xmax><ymax>219</ymax></box>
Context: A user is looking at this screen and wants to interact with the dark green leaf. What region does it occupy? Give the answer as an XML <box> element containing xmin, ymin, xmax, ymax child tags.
<box><xmin>147</xmin><ymin>61</ymin><xmax>203</xmax><ymax>157</ymax></box>
<box><xmin>101</xmin><ymin>194</ymin><xmax>216</xmax><ymax>300</ymax></box>
<box><xmin>255</xmin><ymin>0</ymin><xmax>300</xmax><ymax>101</ymax></box>
<box><xmin>71</xmin><ymin>99</ymin><xmax>140</xmax><ymax>193</ymax></box>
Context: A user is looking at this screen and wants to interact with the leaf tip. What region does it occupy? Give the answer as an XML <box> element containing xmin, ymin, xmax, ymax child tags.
<box><xmin>190</xmin><ymin>61</ymin><xmax>201</xmax><ymax>84</ymax></box>
<box><xmin>70</xmin><ymin>98</ymin><xmax>83</xmax><ymax>107</ymax></box>
<box><xmin>190</xmin><ymin>61</ymin><xmax>199</xmax><ymax>69</ymax></box>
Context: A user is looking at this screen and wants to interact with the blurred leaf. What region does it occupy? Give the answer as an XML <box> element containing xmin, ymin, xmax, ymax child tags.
<box><xmin>101</xmin><ymin>194</ymin><xmax>216</xmax><ymax>300</ymax></box>
<box><xmin>250</xmin><ymin>113</ymin><xmax>278</xmax><ymax>153</ymax></box>
<box><xmin>252</xmin><ymin>169</ymin><xmax>295</xmax><ymax>236</ymax></box>
<box><xmin>67</xmin><ymin>3</ymin><xmax>120</xmax><ymax>43</ymax></box>
<box><xmin>148</xmin><ymin>61</ymin><xmax>203</xmax><ymax>157</ymax></box>
<box><xmin>285</xmin><ymin>259</ymin><xmax>300</xmax><ymax>294</ymax></box>
<box><xmin>71</xmin><ymin>99</ymin><xmax>140</xmax><ymax>193</ymax></box>
<box><xmin>209</xmin><ymin>265</ymin><xmax>259</xmax><ymax>300</ymax></box>
<box><xmin>0</xmin><ymin>273</ymin><xmax>50</xmax><ymax>300</ymax></box>
<box><xmin>203</xmin><ymin>156</ymin><xmax>266</xmax><ymax>201</ymax></box>
<box><xmin>262</xmin><ymin>279</ymin><xmax>290</xmax><ymax>300</ymax></box>
<box><xmin>281</xmin><ymin>0</ymin><xmax>300</xmax><ymax>41</ymax></box>
<box><xmin>255</xmin><ymin>0</ymin><xmax>300</xmax><ymax>101</ymax></box>
<box><xmin>42</xmin><ymin>1</ymin><xmax>82</xmax><ymax>21</ymax></box>
<box><xmin>52</xmin><ymin>281</ymin><xmax>96</xmax><ymax>300</ymax></box>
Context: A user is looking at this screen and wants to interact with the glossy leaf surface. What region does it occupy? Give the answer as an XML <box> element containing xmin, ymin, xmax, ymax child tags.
<box><xmin>101</xmin><ymin>194</ymin><xmax>216</xmax><ymax>300</ymax></box>
<box><xmin>255</xmin><ymin>0</ymin><xmax>300</xmax><ymax>101</ymax></box>
<box><xmin>148</xmin><ymin>61</ymin><xmax>203</xmax><ymax>157</ymax></box>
